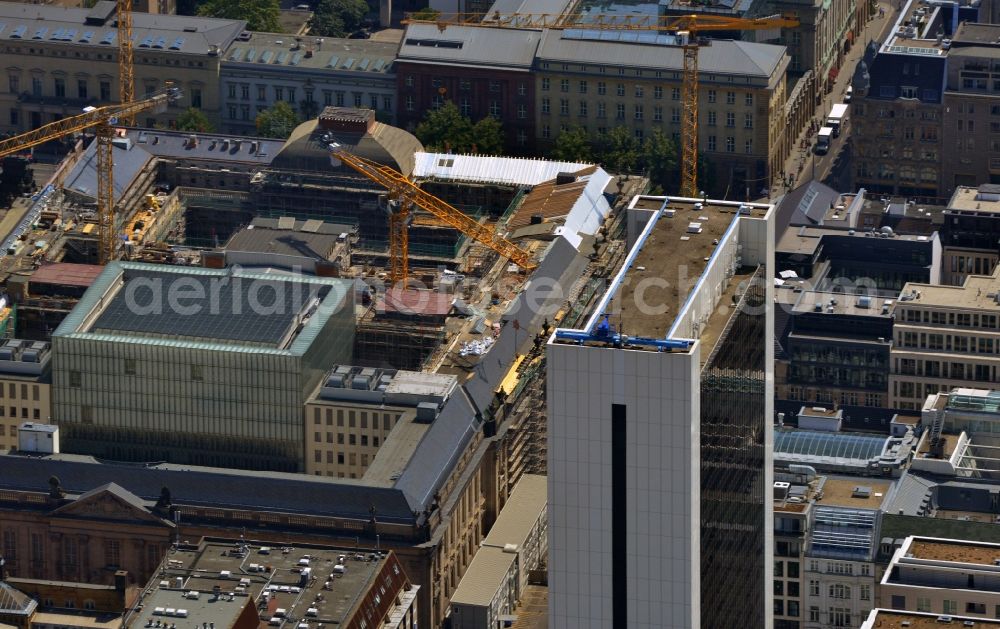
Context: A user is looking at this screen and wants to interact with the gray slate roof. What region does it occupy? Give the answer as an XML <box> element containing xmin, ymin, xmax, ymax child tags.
<box><xmin>536</xmin><ymin>29</ymin><xmax>787</xmax><ymax>78</ymax></box>
<box><xmin>0</xmin><ymin>1</ymin><xmax>244</xmax><ymax>55</ymax></box>
<box><xmin>63</xmin><ymin>141</ymin><xmax>153</xmax><ymax>204</ymax></box>
<box><xmin>74</xmin><ymin>481</ymin><xmax>149</xmax><ymax>511</ymax></box>
<box><xmin>887</xmin><ymin>471</ymin><xmax>936</xmax><ymax>516</ymax></box>
<box><xmin>397</xmin><ymin>23</ymin><xmax>542</xmax><ymax>69</ymax></box>
<box><xmin>776</xmin><ymin>180</ymin><xmax>840</xmax><ymax>229</ymax></box>
<box><xmin>0</xmin><ymin>453</ymin><xmax>418</xmax><ymax>523</ymax></box>
<box><xmin>127</xmin><ymin>129</ymin><xmax>283</xmax><ymax>164</ymax></box>
<box><xmin>223</xmin><ymin>32</ymin><xmax>398</xmax><ymax>75</ymax></box>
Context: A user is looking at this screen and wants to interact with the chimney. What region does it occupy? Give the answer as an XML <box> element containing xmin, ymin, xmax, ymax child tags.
<box><xmin>114</xmin><ymin>570</ymin><xmax>129</xmax><ymax>593</ymax></box>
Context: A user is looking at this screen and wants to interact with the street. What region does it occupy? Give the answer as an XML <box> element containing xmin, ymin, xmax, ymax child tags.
<box><xmin>773</xmin><ymin>0</ymin><xmax>900</xmax><ymax>199</ymax></box>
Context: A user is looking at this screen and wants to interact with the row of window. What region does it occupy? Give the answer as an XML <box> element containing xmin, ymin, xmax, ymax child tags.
<box><xmin>896</xmin><ymin>331</ymin><xmax>1000</xmax><ymax>357</ymax></box>
<box><xmin>856</xmin><ymin>162</ymin><xmax>939</xmax><ymax>182</ymax></box>
<box><xmin>0</xmin><ymin>407</ymin><xmax>42</xmax><ymax>421</ymax></box>
<box><xmin>312</xmin><ymin>449</ymin><xmax>368</xmax><ymax>467</ymax></box>
<box><xmin>7</xmin><ymin>75</ymin><xmax>202</xmax><ymax>108</ymax></box>
<box><xmin>313</xmin><ymin>431</ymin><xmax>381</xmax><ymax>448</ymax></box>
<box><xmin>225</xmin><ymin>83</ymin><xmax>392</xmax><ymax>110</ymax></box>
<box><xmin>539</xmin><ymin>99</ymin><xmax>754</xmax><ymax>128</ymax></box>
<box><xmin>0</xmin><ymin>382</ymin><xmax>41</xmax><ymax>401</ymax></box>
<box><xmin>405</xmin><ymin>96</ymin><xmax>517</xmax><ymax>120</ymax></box>
<box><xmin>311</xmin><ymin>407</ymin><xmax>401</xmax><ymax>431</ymax></box>
<box><xmin>784</xmin><ymin>387</ymin><xmax>884</xmax><ymax>408</ymax></box>
<box><xmin>773</xmin><ymin>599</ymin><xmax>800</xmax><ymax>618</ymax></box>
<box><xmin>540</xmin><ymin>80</ymin><xmax>754</xmax><ymax>105</ymax></box>
<box><xmin>774</xmin><ymin>560</ymin><xmax>801</xmax><ymax>578</ymax></box>
<box><xmin>903</xmin><ymin>595</ymin><xmax>1000</xmax><ymax>618</ymax></box>
<box><xmin>10</xmin><ymin>75</ymin><xmax>108</xmax><ymax>100</ymax></box>
<box><xmin>856</xmin><ymin>144</ymin><xmax>938</xmax><ymax>161</ymax></box>
<box><xmin>807</xmin><ymin>560</ymin><xmax>871</xmax><ymax>576</ymax></box>
<box><xmin>896</xmin><ymin>308</ymin><xmax>1000</xmax><ymax>330</ymax></box>
<box><xmin>861</xmin><ymin>106</ymin><xmax>939</xmax><ymax>121</ymax></box>
<box><xmin>1</xmin><ymin>530</ymin><xmax>129</xmax><ymax>572</ymax></box>
<box><xmin>807</xmin><ymin>606</ymin><xmax>866</xmax><ymax>627</ymax></box>
<box><xmin>405</xmin><ymin>76</ymin><xmax>529</xmax><ymax>96</ymax></box>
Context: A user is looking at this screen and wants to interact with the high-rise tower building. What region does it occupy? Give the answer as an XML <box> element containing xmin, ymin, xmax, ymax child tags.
<box><xmin>547</xmin><ymin>195</ymin><xmax>776</xmax><ymax>628</ymax></box>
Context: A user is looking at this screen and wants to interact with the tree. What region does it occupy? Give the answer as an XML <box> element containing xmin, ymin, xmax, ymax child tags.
<box><xmin>299</xmin><ymin>99</ymin><xmax>321</xmax><ymax>120</ymax></box>
<box><xmin>639</xmin><ymin>128</ymin><xmax>678</xmax><ymax>193</ymax></box>
<box><xmin>197</xmin><ymin>0</ymin><xmax>280</xmax><ymax>32</ymax></box>
<box><xmin>597</xmin><ymin>126</ymin><xmax>640</xmax><ymax>174</ymax></box>
<box><xmin>697</xmin><ymin>152</ymin><xmax>716</xmax><ymax>196</ymax></box>
<box><xmin>410</xmin><ymin>6</ymin><xmax>440</xmax><ymax>19</ymax></box>
<box><xmin>414</xmin><ymin>102</ymin><xmax>504</xmax><ymax>154</ymax></box>
<box><xmin>415</xmin><ymin>102</ymin><xmax>472</xmax><ymax>152</ymax></box>
<box><xmin>176</xmin><ymin>107</ymin><xmax>213</xmax><ymax>133</ymax></box>
<box><xmin>309</xmin><ymin>0</ymin><xmax>369</xmax><ymax>37</ymax></box>
<box><xmin>256</xmin><ymin>101</ymin><xmax>300</xmax><ymax>139</ymax></box>
<box><xmin>550</xmin><ymin>126</ymin><xmax>593</xmax><ymax>163</ymax></box>
<box><xmin>470</xmin><ymin>116</ymin><xmax>503</xmax><ymax>155</ymax></box>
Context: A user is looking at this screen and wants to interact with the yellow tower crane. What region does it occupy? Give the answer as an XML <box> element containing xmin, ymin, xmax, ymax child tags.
<box><xmin>328</xmin><ymin>145</ymin><xmax>536</xmax><ymax>284</ymax></box>
<box><xmin>0</xmin><ymin>87</ymin><xmax>181</xmax><ymax>264</ymax></box>
<box><xmin>405</xmin><ymin>12</ymin><xmax>799</xmax><ymax>198</ymax></box>
<box><xmin>118</xmin><ymin>0</ymin><xmax>135</xmax><ymax>125</ymax></box>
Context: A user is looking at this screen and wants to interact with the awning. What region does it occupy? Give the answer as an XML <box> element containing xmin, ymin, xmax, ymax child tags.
<box><xmin>847</xmin><ymin>31</ymin><xmax>855</xmax><ymax>43</ymax></box>
<box><xmin>829</xmin><ymin>67</ymin><xmax>840</xmax><ymax>81</ymax></box>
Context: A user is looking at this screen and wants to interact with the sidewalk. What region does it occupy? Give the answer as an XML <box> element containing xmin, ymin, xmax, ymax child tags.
<box><xmin>772</xmin><ymin>0</ymin><xmax>898</xmax><ymax>198</ymax></box>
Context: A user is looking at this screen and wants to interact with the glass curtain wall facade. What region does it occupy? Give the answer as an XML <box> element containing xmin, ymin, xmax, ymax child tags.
<box><xmin>51</xmin><ymin>263</ymin><xmax>354</xmax><ymax>472</ymax></box>
<box><xmin>700</xmin><ymin>268</ymin><xmax>769</xmax><ymax>628</ymax></box>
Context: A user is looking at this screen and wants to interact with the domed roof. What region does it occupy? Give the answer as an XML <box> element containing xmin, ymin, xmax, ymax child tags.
<box><xmin>270</xmin><ymin>108</ymin><xmax>423</xmax><ymax>176</ymax></box>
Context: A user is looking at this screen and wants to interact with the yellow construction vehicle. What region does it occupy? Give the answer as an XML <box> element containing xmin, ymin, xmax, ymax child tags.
<box><xmin>0</xmin><ymin>86</ymin><xmax>182</xmax><ymax>264</ymax></box>
<box><xmin>328</xmin><ymin>144</ymin><xmax>536</xmax><ymax>284</ymax></box>
<box><xmin>404</xmin><ymin>12</ymin><xmax>799</xmax><ymax>197</ymax></box>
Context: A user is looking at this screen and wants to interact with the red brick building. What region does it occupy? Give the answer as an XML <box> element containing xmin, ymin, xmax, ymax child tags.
<box><xmin>395</xmin><ymin>24</ymin><xmax>541</xmax><ymax>155</ymax></box>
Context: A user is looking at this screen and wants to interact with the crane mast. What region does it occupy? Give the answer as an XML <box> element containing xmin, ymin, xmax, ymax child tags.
<box><xmin>405</xmin><ymin>12</ymin><xmax>799</xmax><ymax>197</ymax></box>
<box><xmin>117</xmin><ymin>0</ymin><xmax>135</xmax><ymax>125</ymax></box>
<box><xmin>0</xmin><ymin>87</ymin><xmax>181</xmax><ymax>264</ymax></box>
<box><xmin>329</xmin><ymin>145</ymin><xmax>537</xmax><ymax>285</ymax></box>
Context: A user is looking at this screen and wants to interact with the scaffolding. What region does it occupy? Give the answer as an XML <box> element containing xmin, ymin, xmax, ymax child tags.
<box><xmin>354</xmin><ymin>315</ymin><xmax>446</xmax><ymax>371</ymax></box>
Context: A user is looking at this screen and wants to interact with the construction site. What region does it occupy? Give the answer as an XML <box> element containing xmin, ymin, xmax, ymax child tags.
<box><xmin>0</xmin><ymin>103</ymin><xmax>656</xmax><ymax>478</ymax></box>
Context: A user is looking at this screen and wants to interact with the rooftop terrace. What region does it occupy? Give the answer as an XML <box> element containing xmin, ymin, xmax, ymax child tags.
<box><xmin>947</xmin><ymin>184</ymin><xmax>1000</xmax><ymax>213</ymax></box>
<box><xmin>618</xmin><ymin>197</ymin><xmax>747</xmax><ymax>339</ymax></box>
<box><xmin>127</xmin><ymin>539</ymin><xmax>401</xmax><ymax>629</ymax></box>
<box><xmin>554</xmin><ymin>195</ymin><xmax>770</xmax><ymax>348</ymax></box>
<box><xmin>897</xmin><ymin>266</ymin><xmax>1000</xmax><ymax>311</ymax></box>
<box><xmin>907</xmin><ymin>538</ymin><xmax>1000</xmax><ymax>566</ymax></box>
<box><xmin>819</xmin><ymin>478</ymin><xmax>891</xmax><ymax>510</ymax></box>
<box><xmin>792</xmin><ymin>291</ymin><xmax>894</xmax><ymax>318</ymax></box>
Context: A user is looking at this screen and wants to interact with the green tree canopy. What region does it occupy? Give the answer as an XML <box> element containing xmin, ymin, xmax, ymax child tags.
<box><xmin>299</xmin><ymin>99</ymin><xmax>321</xmax><ymax>120</ymax></box>
<box><xmin>197</xmin><ymin>0</ymin><xmax>280</xmax><ymax>31</ymax></box>
<box><xmin>176</xmin><ymin>107</ymin><xmax>213</xmax><ymax>133</ymax></box>
<box><xmin>639</xmin><ymin>128</ymin><xmax>678</xmax><ymax>193</ymax></box>
<box><xmin>470</xmin><ymin>116</ymin><xmax>503</xmax><ymax>155</ymax></box>
<box><xmin>255</xmin><ymin>101</ymin><xmax>300</xmax><ymax>139</ymax></box>
<box><xmin>550</xmin><ymin>126</ymin><xmax>592</xmax><ymax>163</ymax></box>
<box><xmin>410</xmin><ymin>6</ymin><xmax>440</xmax><ymax>19</ymax></box>
<box><xmin>308</xmin><ymin>0</ymin><xmax>369</xmax><ymax>37</ymax></box>
<box><xmin>598</xmin><ymin>126</ymin><xmax>640</xmax><ymax>174</ymax></box>
<box><xmin>415</xmin><ymin>102</ymin><xmax>504</xmax><ymax>154</ymax></box>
